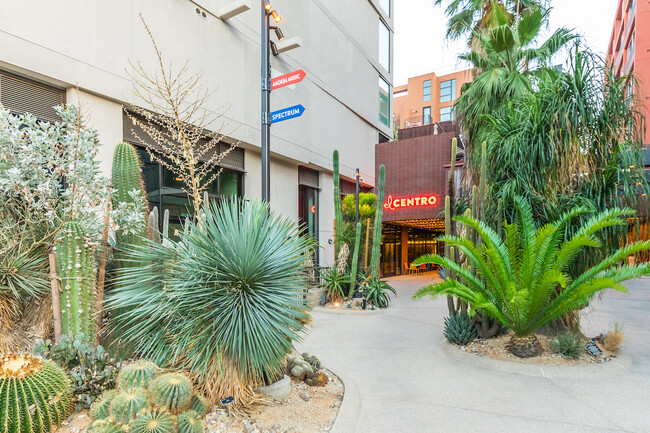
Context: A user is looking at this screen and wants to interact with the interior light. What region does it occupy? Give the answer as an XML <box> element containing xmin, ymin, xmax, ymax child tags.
<box><xmin>264</xmin><ymin>2</ymin><xmax>272</xmax><ymax>11</ymax></box>
<box><xmin>271</xmin><ymin>10</ymin><xmax>281</xmax><ymax>23</ymax></box>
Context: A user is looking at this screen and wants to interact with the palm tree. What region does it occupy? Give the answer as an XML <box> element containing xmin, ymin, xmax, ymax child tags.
<box><xmin>434</xmin><ymin>0</ymin><xmax>544</xmax><ymax>41</ymax></box>
<box><xmin>413</xmin><ymin>196</ymin><xmax>650</xmax><ymax>357</ymax></box>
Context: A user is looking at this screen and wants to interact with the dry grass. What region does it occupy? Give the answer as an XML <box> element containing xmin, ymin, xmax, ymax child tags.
<box><xmin>0</xmin><ymin>295</ymin><xmax>52</xmax><ymax>354</ymax></box>
<box><xmin>604</xmin><ymin>324</ymin><xmax>625</xmax><ymax>351</ymax></box>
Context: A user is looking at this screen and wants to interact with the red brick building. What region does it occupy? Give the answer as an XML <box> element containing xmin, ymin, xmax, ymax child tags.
<box><xmin>375</xmin><ymin>122</ymin><xmax>459</xmax><ymax>276</ymax></box>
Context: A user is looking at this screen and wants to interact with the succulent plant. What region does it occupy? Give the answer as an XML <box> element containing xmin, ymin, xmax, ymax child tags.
<box><xmin>177</xmin><ymin>410</ymin><xmax>204</xmax><ymax>433</ymax></box>
<box><xmin>109</xmin><ymin>388</ymin><xmax>150</xmax><ymax>424</ymax></box>
<box><xmin>369</xmin><ymin>165</ymin><xmax>385</xmax><ymax>278</ymax></box>
<box><xmin>333</xmin><ymin>150</ymin><xmax>343</xmax><ymax>255</ymax></box>
<box><xmin>87</xmin><ymin>418</ymin><xmax>126</xmax><ymax>433</ymax></box>
<box><xmin>305</xmin><ymin>371</ymin><xmax>329</xmax><ymax>387</ymax></box>
<box><xmin>129</xmin><ymin>409</ymin><xmax>175</xmax><ymax>433</ymax></box>
<box><xmin>118</xmin><ymin>360</ymin><xmax>159</xmax><ymax>390</ymax></box>
<box><xmin>443</xmin><ymin>313</ymin><xmax>478</xmax><ymax>346</ymax></box>
<box><xmin>148</xmin><ymin>373</ymin><xmax>192</xmax><ymax>413</ymax></box>
<box><xmin>55</xmin><ymin>220</ymin><xmax>97</xmax><ymax>342</ymax></box>
<box><xmin>90</xmin><ymin>390</ymin><xmax>118</xmax><ymax>420</ymax></box>
<box><xmin>0</xmin><ymin>353</ymin><xmax>73</xmax><ymax>433</ymax></box>
<box><xmin>190</xmin><ymin>393</ymin><xmax>209</xmax><ymax>415</ymax></box>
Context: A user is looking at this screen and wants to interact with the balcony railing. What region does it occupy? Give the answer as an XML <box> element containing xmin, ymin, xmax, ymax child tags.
<box><xmin>402</xmin><ymin>115</ymin><xmax>432</xmax><ymax>128</ymax></box>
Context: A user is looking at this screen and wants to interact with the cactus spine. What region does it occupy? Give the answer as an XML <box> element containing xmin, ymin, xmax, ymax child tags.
<box><xmin>347</xmin><ymin>222</ymin><xmax>362</xmax><ymax>298</ymax></box>
<box><xmin>117</xmin><ymin>360</ymin><xmax>159</xmax><ymax>390</ymax></box>
<box><xmin>148</xmin><ymin>373</ymin><xmax>192</xmax><ymax>413</ymax></box>
<box><xmin>0</xmin><ymin>354</ymin><xmax>73</xmax><ymax>433</ymax></box>
<box><xmin>333</xmin><ymin>150</ymin><xmax>344</xmax><ymax>256</ymax></box>
<box><xmin>176</xmin><ymin>411</ymin><xmax>203</xmax><ymax>433</ymax></box>
<box><xmin>109</xmin><ymin>388</ymin><xmax>150</xmax><ymax>424</ymax></box>
<box><xmin>90</xmin><ymin>390</ymin><xmax>118</xmax><ymax>420</ymax></box>
<box><xmin>129</xmin><ymin>410</ymin><xmax>175</xmax><ymax>433</ymax></box>
<box><xmin>55</xmin><ymin>220</ymin><xmax>97</xmax><ymax>341</ymax></box>
<box><xmin>369</xmin><ymin>165</ymin><xmax>385</xmax><ymax>278</ymax></box>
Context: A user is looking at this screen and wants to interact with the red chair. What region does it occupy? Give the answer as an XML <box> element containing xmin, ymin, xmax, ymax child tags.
<box><xmin>418</xmin><ymin>264</ymin><xmax>426</xmax><ymax>274</ymax></box>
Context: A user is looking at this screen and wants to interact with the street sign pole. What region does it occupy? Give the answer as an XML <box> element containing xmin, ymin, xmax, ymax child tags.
<box><xmin>261</xmin><ymin>1</ymin><xmax>271</xmax><ymax>202</ymax></box>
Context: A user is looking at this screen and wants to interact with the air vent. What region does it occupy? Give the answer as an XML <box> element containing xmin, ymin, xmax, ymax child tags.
<box><xmin>0</xmin><ymin>72</ymin><xmax>65</xmax><ymax>123</ymax></box>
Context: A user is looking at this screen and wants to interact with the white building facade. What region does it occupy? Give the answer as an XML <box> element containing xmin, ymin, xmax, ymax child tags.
<box><xmin>0</xmin><ymin>0</ymin><xmax>393</xmax><ymax>265</ymax></box>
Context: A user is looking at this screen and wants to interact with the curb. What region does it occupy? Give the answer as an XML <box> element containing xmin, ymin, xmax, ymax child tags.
<box><xmin>440</xmin><ymin>339</ymin><xmax>633</xmax><ymax>379</ymax></box>
<box><xmin>312</xmin><ymin>306</ymin><xmax>382</xmax><ymax>316</ymax></box>
<box><xmin>329</xmin><ymin>370</ymin><xmax>362</xmax><ymax>433</ymax></box>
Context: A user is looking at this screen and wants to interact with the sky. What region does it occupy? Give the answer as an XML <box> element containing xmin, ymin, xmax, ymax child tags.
<box><xmin>393</xmin><ymin>0</ymin><xmax>619</xmax><ymax>86</ymax></box>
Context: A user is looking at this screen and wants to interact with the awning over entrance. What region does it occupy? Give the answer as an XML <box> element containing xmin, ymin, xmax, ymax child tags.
<box><xmin>387</xmin><ymin>219</ymin><xmax>445</xmax><ymax>231</ymax></box>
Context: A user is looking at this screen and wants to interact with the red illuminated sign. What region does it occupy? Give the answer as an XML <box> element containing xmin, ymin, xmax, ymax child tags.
<box><xmin>383</xmin><ymin>195</ymin><xmax>438</xmax><ymax>211</ymax></box>
<box><xmin>272</xmin><ymin>69</ymin><xmax>306</xmax><ymax>90</ymax></box>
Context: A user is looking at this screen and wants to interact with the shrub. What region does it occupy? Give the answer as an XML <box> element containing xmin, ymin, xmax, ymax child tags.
<box><xmin>443</xmin><ymin>313</ymin><xmax>478</xmax><ymax>345</ymax></box>
<box><xmin>414</xmin><ymin>196</ymin><xmax>650</xmax><ymax>356</ymax></box>
<box><xmin>108</xmin><ymin>199</ymin><xmax>314</xmax><ymax>406</ymax></box>
<box><xmin>360</xmin><ymin>275</ymin><xmax>396</xmax><ymax>308</ymax></box>
<box><xmin>604</xmin><ymin>323</ymin><xmax>625</xmax><ymax>351</ymax></box>
<box><xmin>321</xmin><ymin>267</ymin><xmax>348</xmax><ymax>303</ymax></box>
<box><xmin>551</xmin><ymin>333</ymin><xmax>584</xmax><ymax>360</ymax></box>
<box><xmin>0</xmin><ymin>353</ymin><xmax>73</xmax><ymax>433</ymax></box>
<box><xmin>33</xmin><ymin>334</ymin><xmax>123</xmax><ymax>410</ymax></box>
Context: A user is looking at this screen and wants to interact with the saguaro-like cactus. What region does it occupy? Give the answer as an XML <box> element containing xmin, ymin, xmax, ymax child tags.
<box><xmin>333</xmin><ymin>150</ymin><xmax>344</xmax><ymax>256</ymax></box>
<box><xmin>369</xmin><ymin>165</ymin><xmax>385</xmax><ymax>278</ymax></box>
<box><xmin>348</xmin><ymin>222</ymin><xmax>362</xmax><ymax>298</ymax></box>
<box><xmin>0</xmin><ymin>354</ymin><xmax>73</xmax><ymax>433</ymax></box>
<box><xmin>55</xmin><ymin>220</ymin><xmax>97</xmax><ymax>341</ymax></box>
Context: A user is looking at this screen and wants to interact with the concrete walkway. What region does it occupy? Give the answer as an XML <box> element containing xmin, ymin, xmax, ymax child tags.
<box><xmin>297</xmin><ymin>275</ymin><xmax>650</xmax><ymax>433</ymax></box>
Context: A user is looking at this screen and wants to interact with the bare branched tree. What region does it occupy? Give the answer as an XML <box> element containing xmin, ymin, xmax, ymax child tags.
<box><xmin>125</xmin><ymin>14</ymin><xmax>237</xmax><ymax>217</ymax></box>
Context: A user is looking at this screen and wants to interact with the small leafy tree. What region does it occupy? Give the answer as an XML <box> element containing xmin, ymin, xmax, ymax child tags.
<box><xmin>413</xmin><ymin>196</ymin><xmax>650</xmax><ymax>356</ymax></box>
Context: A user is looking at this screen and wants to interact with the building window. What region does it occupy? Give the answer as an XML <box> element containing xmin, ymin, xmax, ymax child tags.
<box><xmin>379</xmin><ymin>0</ymin><xmax>390</xmax><ymax>16</ymax></box>
<box><xmin>136</xmin><ymin>147</ymin><xmax>243</xmax><ymax>234</ymax></box>
<box><xmin>423</xmin><ymin>107</ymin><xmax>431</xmax><ymax>125</ymax></box>
<box><xmin>440</xmin><ymin>106</ymin><xmax>455</xmax><ymax>122</ymax></box>
<box><xmin>379</xmin><ymin>77</ymin><xmax>390</xmax><ymax>127</ymax></box>
<box><xmin>440</xmin><ymin>79</ymin><xmax>456</xmax><ymax>103</ymax></box>
<box><xmin>423</xmin><ymin>80</ymin><xmax>431</xmax><ymax>102</ymax></box>
<box><xmin>626</xmin><ymin>32</ymin><xmax>635</xmax><ymax>72</ymax></box>
<box><xmin>378</xmin><ymin>19</ymin><xmax>390</xmax><ymax>72</ymax></box>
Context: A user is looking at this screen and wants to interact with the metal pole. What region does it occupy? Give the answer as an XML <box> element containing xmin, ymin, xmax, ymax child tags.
<box><xmin>261</xmin><ymin>2</ymin><xmax>271</xmax><ymax>202</ymax></box>
<box><xmin>355</xmin><ymin>168</ymin><xmax>360</xmax><ymax>224</ymax></box>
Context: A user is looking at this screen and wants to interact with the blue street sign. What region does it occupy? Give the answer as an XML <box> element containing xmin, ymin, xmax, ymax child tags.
<box><xmin>271</xmin><ymin>104</ymin><xmax>305</xmax><ymax>123</ymax></box>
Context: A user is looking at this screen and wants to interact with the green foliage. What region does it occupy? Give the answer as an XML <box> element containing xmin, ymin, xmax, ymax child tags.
<box><xmin>0</xmin><ymin>354</ymin><xmax>73</xmax><ymax>433</ymax></box>
<box><xmin>414</xmin><ymin>196</ymin><xmax>650</xmax><ymax>337</ymax></box>
<box><xmin>443</xmin><ymin>313</ymin><xmax>478</xmax><ymax>345</ymax></box>
<box><xmin>90</xmin><ymin>390</ymin><xmax>118</xmax><ymax>420</ymax></box>
<box><xmin>55</xmin><ymin>220</ymin><xmax>97</xmax><ymax>342</ymax></box>
<box><xmin>176</xmin><ymin>411</ymin><xmax>203</xmax><ymax>433</ymax></box>
<box><xmin>148</xmin><ymin>373</ymin><xmax>192</xmax><ymax>413</ymax></box>
<box><xmin>190</xmin><ymin>394</ymin><xmax>209</xmax><ymax>416</ymax></box>
<box><xmin>109</xmin><ymin>388</ymin><xmax>150</xmax><ymax>424</ymax></box>
<box><xmin>107</xmin><ymin>199</ymin><xmax>313</xmax><ymax>402</ymax></box>
<box><xmin>348</xmin><ymin>222</ymin><xmax>362</xmax><ymax>298</ymax></box>
<box><xmin>551</xmin><ymin>333</ymin><xmax>584</xmax><ymax>360</ymax></box>
<box><xmin>129</xmin><ymin>410</ymin><xmax>175</xmax><ymax>433</ymax></box>
<box><xmin>342</xmin><ymin>193</ymin><xmax>377</xmax><ymax>222</ymax></box>
<box><xmin>117</xmin><ymin>360</ymin><xmax>159</xmax><ymax>390</ymax></box>
<box><xmin>360</xmin><ymin>275</ymin><xmax>396</xmax><ymax>309</ymax></box>
<box><xmin>33</xmin><ymin>334</ymin><xmax>122</xmax><ymax>411</ymax></box>
<box><xmin>369</xmin><ymin>165</ymin><xmax>385</xmax><ymax>278</ymax></box>
<box><xmin>321</xmin><ymin>267</ymin><xmax>348</xmax><ymax>303</ymax></box>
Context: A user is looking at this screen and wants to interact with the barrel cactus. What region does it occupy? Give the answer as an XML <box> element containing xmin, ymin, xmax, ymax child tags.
<box><xmin>129</xmin><ymin>409</ymin><xmax>175</xmax><ymax>433</ymax></box>
<box><xmin>109</xmin><ymin>388</ymin><xmax>150</xmax><ymax>424</ymax></box>
<box><xmin>55</xmin><ymin>220</ymin><xmax>97</xmax><ymax>342</ymax></box>
<box><xmin>90</xmin><ymin>389</ymin><xmax>118</xmax><ymax>420</ymax></box>
<box><xmin>443</xmin><ymin>313</ymin><xmax>478</xmax><ymax>345</ymax></box>
<box><xmin>148</xmin><ymin>373</ymin><xmax>192</xmax><ymax>413</ymax></box>
<box><xmin>88</xmin><ymin>418</ymin><xmax>126</xmax><ymax>433</ymax></box>
<box><xmin>177</xmin><ymin>411</ymin><xmax>204</xmax><ymax>433</ymax></box>
<box><xmin>0</xmin><ymin>353</ymin><xmax>73</xmax><ymax>433</ymax></box>
<box><xmin>118</xmin><ymin>360</ymin><xmax>159</xmax><ymax>390</ymax></box>
<box><xmin>190</xmin><ymin>393</ymin><xmax>208</xmax><ymax>416</ymax></box>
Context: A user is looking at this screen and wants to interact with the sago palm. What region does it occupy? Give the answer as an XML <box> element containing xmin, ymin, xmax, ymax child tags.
<box><xmin>413</xmin><ymin>197</ymin><xmax>650</xmax><ymax>356</ymax></box>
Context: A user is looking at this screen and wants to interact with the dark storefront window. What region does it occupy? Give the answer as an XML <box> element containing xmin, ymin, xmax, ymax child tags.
<box><xmin>380</xmin><ymin>225</ymin><xmax>402</xmax><ymax>276</ymax></box>
<box><xmin>407</xmin><ymin>229</ymin><xmax>439</xmax><ymax>264</ymax></box>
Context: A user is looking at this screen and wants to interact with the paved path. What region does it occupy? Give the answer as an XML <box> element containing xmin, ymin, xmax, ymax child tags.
<box><xmin>297</xmin><ymin>275</ymin><xmax>650</xmax><ymax>433</ymax></box>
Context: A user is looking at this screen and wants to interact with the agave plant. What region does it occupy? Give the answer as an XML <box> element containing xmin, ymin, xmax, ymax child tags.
<box><xmin>321</xmin><ymin>267</ymin><xmax>348</xmax><ymax>303</ymax></box>
<box><xmin>108</xmin><ymin>199</ymin><xmax>313</xmax><ymax>405</ymax></box>
<box><xmin>413</xmin><ymin>197</ymin><xmax>650</xmax><ymax>356</ymax></box>
<box><xmin>360</xmin><ymin>275</ymin><xmax>396</xmax><ymax>309</ymax></box>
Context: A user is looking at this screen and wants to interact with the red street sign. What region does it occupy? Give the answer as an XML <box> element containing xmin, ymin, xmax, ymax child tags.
<box><xmin>272</xmin><ymin>69</ymin><xmax>306</xmax><ymax>90</ymax></box>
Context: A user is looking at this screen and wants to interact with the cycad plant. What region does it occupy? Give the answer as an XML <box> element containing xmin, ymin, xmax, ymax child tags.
<box><xmin>107</xmin><ymin>199</ymin><xmax>313</xmax><ymax>405</ymax></box>
<box><xmin>413</xmin><ymin>197</ymin><xmax>650</xmax><ymax>357</ymax></box>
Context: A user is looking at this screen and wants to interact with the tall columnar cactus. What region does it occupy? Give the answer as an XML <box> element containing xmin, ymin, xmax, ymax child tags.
<box><xmin>55</xmin><ymin>220</ymin><xmax>97</xmax><ymax>341</ymax></box>
<box><xmin>109</xmin><ymin>388</ymin><xmax>150</xmax><ymax>424</ymax></box>
<box><xmin>148</xmin><ymin>373</ymin><xmax>192</xmax><ymax>413</ymax></box>
<box><xmin>117</xmin><ymin>360</ymin><xmax>159</xmax><ymax>390</ymax></box>
<box><xmin>177</xmin><ymin>411</ymin><xmax>204</xmax><ymax>433</ymax></box>
<box><xmin>112</xmin><ymin>142</ymin><xmax>149</xmax><ymax>262</ymax></box>
<box><xmin>347</xmin><ymin>222</ymin><xmax>362</xmax><ymax>298</ymax></box>
<box><xmin>369</xmin><ymin>165</ymin><xmax>385</xmax><ymax>278</ymax></box>
<box><xmin>130</xmin><ymin>410</ymin><xmax>175</xmax><ymax>433</ymax></box>
<box><xmin>0</xmin><ymin>354</ymin><xmax>73</xmax><ymax>433</ymax></box>
<box><xmin>333</xmin><ymin>150</ymin><xmax>344</xmax><ymax>256</ymax></box>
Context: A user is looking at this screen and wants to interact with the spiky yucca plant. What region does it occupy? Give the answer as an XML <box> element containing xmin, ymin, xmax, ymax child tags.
<box><xmin>108</xmin><ymin>199</ymin><xmax>313</xmax><ymax>406</ymax></box>
<box><xmin>0</xmin><ymin>353</ymin><xmax>73</xmax><ymax>433</ymax></box>
<box><xmin>414</xmin><ymin>196</ymin><xmax>650</xmax><ymax>356</ymax></box>
<box><xmin>443</xmin><ymin>314</ymin><xmax>478</xmax><ymax>345</ymax></box>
